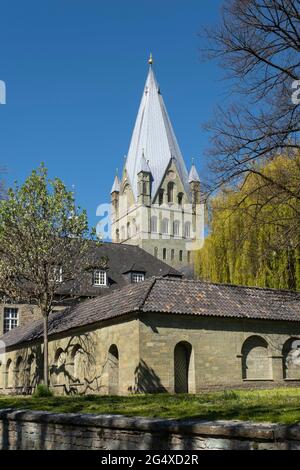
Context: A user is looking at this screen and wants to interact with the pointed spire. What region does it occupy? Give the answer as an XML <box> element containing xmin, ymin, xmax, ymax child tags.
<box><xmin>125</xmin><ymin>63</ymin><xmax>189</xmax><ymax>201</ymax></box>
<box><xmin>110</xmin><ymin>175</ymin><xmax>120</xmax><ymax>193</ymax></box>
<box><xmin>188</xmin><ymin>163</ymin><xmax>200</xmax><ymax>183</ymax></box>
<box><xmin>138</xmin><ymin>151</ymin><xmax>151</xmax><ymax>174</ymax></box>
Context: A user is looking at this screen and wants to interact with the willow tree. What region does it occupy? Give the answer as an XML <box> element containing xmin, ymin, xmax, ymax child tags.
<box><xmin>196</xmin><ymin>155</ymin><xmax>300</xmax><ymax>291</ymax></box>
<box><xmin>0</xmin><ymin>165</ymin><xmax>91</xmax><ymax>387</ymax></box>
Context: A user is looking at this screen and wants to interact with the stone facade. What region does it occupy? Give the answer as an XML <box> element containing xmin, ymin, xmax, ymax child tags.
<box><xmin>1</xmin><ymin>312</ymin><xmax>300</xmax><ymax>396</ymax></box>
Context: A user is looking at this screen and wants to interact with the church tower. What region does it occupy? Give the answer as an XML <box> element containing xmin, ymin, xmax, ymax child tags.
<box><xmin>110</xmin><ymin>56</ymin><xmax>204</xmax><ymax>269</ymax></box>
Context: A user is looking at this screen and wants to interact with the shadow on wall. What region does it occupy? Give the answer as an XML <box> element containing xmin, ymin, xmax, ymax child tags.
<box><xmin>133</xmin><ymin>359</ymin><xmax>167</xmax><ymax>393</ymax></box>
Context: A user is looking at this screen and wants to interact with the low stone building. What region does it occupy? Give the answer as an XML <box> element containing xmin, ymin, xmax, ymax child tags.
<box><xmin>0</xmin><ymin>242</ymin><xmax>181</xmax><ymax>336</ymax></box>
<box><xmin>0</xmin><ymin>277</ymin><xmax>300</xmax><ymax>395</ymax></box>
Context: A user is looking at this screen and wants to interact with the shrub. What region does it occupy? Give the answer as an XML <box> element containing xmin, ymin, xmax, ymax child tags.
<box><xmin>33</xmin><ymin>384</ymin><xmax>53</xmax><ymax>398</ymax></box>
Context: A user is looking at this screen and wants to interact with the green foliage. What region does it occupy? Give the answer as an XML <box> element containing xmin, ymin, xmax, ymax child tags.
<box><xmin>1</xmin><ymin>388</ymin><xmax>300</xmax><ymax>424</ymax></box>
<box><xmin>196</xmin><ymin>155</ymin><xmax>300</xmax><ymax>291</ymax></box>
<box><xmin>33</xmin><ymin>384</ymin><xmax>53</xmax><ymax>398</ymax></box>
<box><xmin>0</xmin><ymin>163</ymin><xmax>92</xmax><ymax>312</ymax></box>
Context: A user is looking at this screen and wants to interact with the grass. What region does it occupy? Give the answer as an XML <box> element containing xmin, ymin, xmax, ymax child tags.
<box><xmin>1</xmin><ymin>388</ymin><xmax>300</xmax><ymax>425</ymax></box>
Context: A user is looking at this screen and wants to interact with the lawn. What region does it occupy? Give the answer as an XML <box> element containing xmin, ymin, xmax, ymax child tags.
<box><xmin>1</xmin><ymin>388</ymin><xmax>300</xmax><ymax>424</ymax></box>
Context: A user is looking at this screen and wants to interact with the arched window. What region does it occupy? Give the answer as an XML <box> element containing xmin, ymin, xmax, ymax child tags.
<box><xmin>171</xmin><ymin>249</ymin><xmax>175</xmax><ymax>261</ymax></box>
<box><xmin>25</xmin><ymin>354</ymin><xmax>35</xmax><ymax>390</ymax></box>
<box><xmin>177</xmin><ymin>192</ymin><xmax>184</xmax><ymax>206</ymax></box>
<box><xmin>173</xmin><ymin>220</ymin><xmax>180</xmax><ymax>236</ymax></box>
<box><xmin>142</xmin><ymin>181</ymin><xmax>147</xmax><ymax>195</ymax></box>
<box><xmin>5</xmin><ymin>359</ymin><xmax>13</xmax><ymax>388</ymax></box>
<box><xmin>70</xmin><ymin>345</ymin><xmax>83</xmax><ymax>384</ymax></box>
<box><xmin>162</xmin><ymin>218</ymin><xmax>169</xmax><ymax>235</ymax></box>
<box><xmin>241</xmin><ymin>336</ymin><xmax>272</xmax><ymax>380</ymax></box>
<box><xmin>120</xmin><ymin>226</ymin><xmax>125</xmax><ymax>240</ymax></box>
<box><xmin>151</xmin><ymin>216</ymin><xmax>157</xmax><ymax>233</ymax></box>
<box><xmin>127</xmin><ymin>222</ymin><xmax>131</xmax><ymax>239</ymax></box>
<box><xmin>184</xmin><ymin>221</ymin><xmax>191</xmax><ymax>238</ymax></box>
<box><xmin>108</xmin><ymin>345</ymin><xmax>119</xmax><ymax>395</ymax></box>
<box><xmin>132</xmin><ymin>219</ymin><xmax>137</xmax><ymax>236</ymax></box>
<box><xmin>115</xmin><ymin>229</ymin><xmax>119</xmax><ymax>241</ymax></box>
<box><xmin>52</xmin><ymin>348</ymin><xmax>67</xmax><ymax>386</ymax></box>
<box><xmin>179</xmin><ymin>250</ymin><xmax>183</xmax><ymax>262</ymax></box>
<box><xmin>163</xmin><ymin>248</ymin><xmax>167</xmax><ymax>260</ymax></box>
<box><xmin>154</xmin><ymin>247</ymin><xmax>158</xmax><ymax>258</ymax></box>
<box><xmin>282</xmin><ymin>338</ymin><xmax>300</xmax><ymax>380</ymax></box>
<box><xmin>167</xmin><ymin>182</ymin><xmax>175</xmax><ymax>203</ymax></box>
<box><xmin>159</xmin><ymin>189</ymin><xmax>164</xmax><ymax>205</ymax></box>
<box><xmin>174</xmin><ymin>341</ymin><xmax>193</xmax><ymax>393</ymax></box>
<box><xmin>15</xmin><ymin>356</ymin><xmax>23</xmax><ymax>389</ymax></box>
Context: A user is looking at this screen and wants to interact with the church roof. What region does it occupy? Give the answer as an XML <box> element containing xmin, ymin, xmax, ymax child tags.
<box><xmin>188</xmin><ymin>164</ymin><xmax>200</xmax><ymax>183</ymax></box>
<box><xmin>125</xmin><ymin>65</ymin><xmax>190</xmax><ymax>201</ymax></box>
<box><xmin>110</xmin><ymin>175</ymin><xmax>120</xmax><ymax>193</ymax></box>
<box><xmin>2</xmin><ymin>277</ymin><xmax>300</xmax><ymax>350</ymax></box>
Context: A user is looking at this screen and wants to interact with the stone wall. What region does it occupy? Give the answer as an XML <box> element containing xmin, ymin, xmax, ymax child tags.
<box><xmin>1</xmin><ymin>312</ymin><xmax>300</xmax><ymax>396</ymax></box>
<box><xmin>0</xmin><ymin>409</ymin><xmax>299</xmax><ymax>450</ymax></box>
<box><xmin>138</xmin><ymin>313</ymin><xmax>300</xmax><ymax>393</ymax></box>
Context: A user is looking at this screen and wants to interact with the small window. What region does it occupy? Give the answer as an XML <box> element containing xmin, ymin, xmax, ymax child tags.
<box><xmin>151</xmin><ymin>216</ymin><xmax>157</xmax><ymax>233</ymax></box>
<box><xmin>171</xmin><ymin>249</ymin><xmax>175</xmax><ymax>261</ymax></box>
<box><xmin>184</xmin><ymin>221</ymin><xmax>191</xmax><ymax>238</ymax></box>
<box><xmin>3</xmin><ymin>308</ymin><xmax>19</xmax><ymax>333</ymax></box>
<box><xmin>162</xmin><ymin>218</ymin><xmax>169</xmax><ymax>234</ymax></box>
<box><xmin>179</xmin><ymin>250</ymin><xmax>183</xmax><ymax>262</ymax></box>
<box><xmin>127</xmin><ymin>222</ymin><xmax>131</xmax><ymax>239</ymax></box>
<box><xmin>93</xmin><ymin>269</ymin><xmax>107</xmax><ymax>286</ymax></box>
<box><xmin>132</xmin><ymin>272</ymin><xmax>145</xmax><ymax>283</ymax></box>
<box><xmin>159</xmin><ymin>189</ymin><xmax>164</xmax><ymax>206</ymax></box>
<box><xmin>167</xmin><ymin>182</ymin><xmax>174</xmax><ymax>203</ymax></box>
<box><xmin>173</xmin><ymin>220</ymin><xmax>180</xmax><ymax>236</ymax></box>
<box><xmin>163</xmin><ymin>248</ymin><xmax>167</xmax><ymax>260</ymax></box>
<box><xmin>178</xmin><ymin>192</ymin><xmax>184</xmax><ymax>206</ymax></box>
<box><xmin>51</xmin><ymin>266</ymin><xmax>63</xmax><ymax>283</ymax></box>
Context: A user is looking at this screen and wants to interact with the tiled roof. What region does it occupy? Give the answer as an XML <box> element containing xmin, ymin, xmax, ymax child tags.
<box><xmin>55</xmin><ymin>241</ymin><xmax>181</xmax><ymax>298</ymax></box>
<box><xmin>1</xmin><ymin>278</ymin><xmax>300</xmax><ymax>350</ymax></box>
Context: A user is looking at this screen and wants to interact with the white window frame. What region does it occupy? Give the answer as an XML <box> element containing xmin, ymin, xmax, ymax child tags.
<box><xmin>131</xmin><ymin>272</ymin><xmax>145</xmax><ymax>283</ymax></box>
<box><xmin>3</xmin><ymin>307</ymin><xmax>19</xmax><ymax>333</ymax></box>
<box><xmin>93</xmin><ymin>269</ymin><xmax>107</xmax><ymax>286</ymax></box>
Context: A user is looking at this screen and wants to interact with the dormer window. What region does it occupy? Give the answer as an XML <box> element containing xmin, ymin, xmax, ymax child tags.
<box><xmin>131</xmin><ymin>272</ymin><xmax>145</xmax><ymax>283</ymax></box>
<box><xmin>93</xmin><ymin>269</ymin><xmax>107</xmax><ymax>286</ymax></box>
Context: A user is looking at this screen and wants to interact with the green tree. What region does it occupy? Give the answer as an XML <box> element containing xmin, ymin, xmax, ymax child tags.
<box><xmin>0</xmin><ymin>165</ymin><xmax>92</xmax><ymax>387</ymax></box>
<box><xmin>196</xmin><ymin>155</ymin><xmax>300</xmax><ymax>291</ymax></box>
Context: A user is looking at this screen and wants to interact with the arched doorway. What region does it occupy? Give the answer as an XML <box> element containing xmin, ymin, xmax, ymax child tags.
<box><xmin>108</xmin><ymin>345</ymin><xmax>119</xmax><ymax>395</ymax></box>
<box><xmin>174</xmin><ymin>342</ymin><xmax>192</xmax><ymax>393</ymax></box>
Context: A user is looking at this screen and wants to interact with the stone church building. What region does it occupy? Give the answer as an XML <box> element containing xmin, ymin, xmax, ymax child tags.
<box><xmin>0</xmin><ymin>59</ymin><xmax>299</xmax><ymax>396</ymax></box>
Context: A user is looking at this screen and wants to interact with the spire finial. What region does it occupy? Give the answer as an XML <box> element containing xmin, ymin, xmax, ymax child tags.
<box><xmin>148</xmin><ymin>52</ymin><xmax>153</xmax><ymax>65</ymax></box>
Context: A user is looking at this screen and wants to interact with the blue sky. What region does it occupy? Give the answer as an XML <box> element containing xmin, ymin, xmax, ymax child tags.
<box><xmin>0</xmin><ymin>0</ymin><xmax>224</xmax><ymax>229</ymax></box>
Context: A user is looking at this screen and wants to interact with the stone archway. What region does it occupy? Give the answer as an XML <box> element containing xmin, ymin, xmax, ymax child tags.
<box><xmin>108</xmin><ymin>345</ymin><xmax>119</xmax><ymax>395</ymax></box>
<box><xmin>174</xmin><ymin>341</ymin><xmax>193</xmax><ymax>393</ymax></box>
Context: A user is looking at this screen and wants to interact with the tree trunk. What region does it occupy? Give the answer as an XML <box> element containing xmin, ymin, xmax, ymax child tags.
<box><xmin>43</xmin><ymin>314</ymin><xmax>49</xmax><ymax>388</ymax></box>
